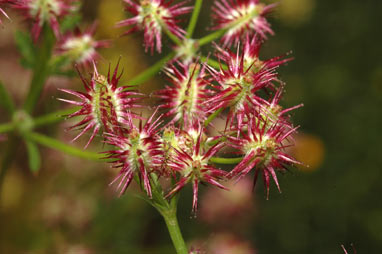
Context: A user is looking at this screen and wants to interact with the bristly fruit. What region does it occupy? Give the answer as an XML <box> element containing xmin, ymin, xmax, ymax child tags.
<box><xmin>56</xmin><ymin>24</ymin><xmax>110</xmax><ymax>66</ymax></box>
<box><xmin>58</xmin><ymin>60</ymin><xmax>142</xmax><ymax>148</ymax></box>
<box><xmin>205</xmin><ymin>39</ymin><xmax>280</xmax><ymax>131</ymax></box>
<box><xmin>157</xmin><ymin>61</ymin><xmax>210</xmax><ymax>128</ymax></box>
<box><xmin>104</xmin><ymin>110</ymin><xmax>164</xmax><ymax>197</ymax></box>
<box><xmin>212</xmin><ymin>0</ymin><xmax>276</xmax><ymax>46</ymax></box>
<box><xmin>12</xmin><ymin>0</ymin><xmax>79</xmax><ymax>40</ymax></box>
<box><xmin>117</xmin><ymin>0</ymin><xmax>192</xmax><ymax>54</ymax></box>
<box><xmin>165</xmin><ymin>122</ymin><xmax>228</xmax><ymax>212</ymax></box>
<box><xmin>227</xmin><ymin>113</ymin><xmax>301</xmax><ymax>199</ymax></box>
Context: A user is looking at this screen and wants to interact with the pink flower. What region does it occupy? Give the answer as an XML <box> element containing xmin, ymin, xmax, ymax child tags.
<box><xmin>105</xmin><ymin>111</ymin><xmax>164</xmax><ymax>197</ymax></box>
<box><xmin>11</xmin><ymin>0</ymin><xmax>78</xmax><ymax>40</ymax></box>
<box><xmin>58</xmin><ymin>60</ymin><xmax>142</xmax><ymax>148</ymax></box>
<box><xmin>212</xmin><ymin>0</ymin><xmax>276</xmax><ymax>46</ymax></box>
<box><xmin>249</xmin><ymin>85</ymin><xmax>303</xmax><ymax>129</ymax></box>
<box><xmin>205</xmin><ymin>40</ymin><xmax>280</xmax><ymax>131</ymax></box>
<box><xmin>227</xmin><ymin>114</ymin><xmax>301</xmax><ymax>198</ymax></box>
<box><xmin>157</xmin><ymin>62</ymin><xmax>210</xmax><ymax>127</ymax></box>
<box><xmin>165</xmin><ymin>122</ymin><xmax>228</xmax><ymax>212</ymax></box>
<box><xmin>116</xmin><ymin>0</ymin><xmax>192</xmax><ymax>54</ymax></box>
<box><xmin>56</xmin><ymin>24</ymin><xmax>110</xmax><ymax>66</ymax></box>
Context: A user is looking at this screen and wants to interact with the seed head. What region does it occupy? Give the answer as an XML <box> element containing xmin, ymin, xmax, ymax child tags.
<box><xmin>117</xmin><ymin>0</ymin><xmax>192</xmax><ymax>54</ymax></box>
<box><xmin>212</xmin><ymin>0</ymin><xmax>276</xmax><ymax>46</ymax></box>
<box><xmin>105</xmin><ymin>110</ymin><xmax>164</xmax><ymax>197</ymax></box>
<box><xmin>228</xmin><ymin>114</ymin><xmax>301</xmax><ymax>198</ymax></box>
<box><xmin>12</xmin><ymin>0</ymin><xmax>78</xmax><ymax>40</ymax></box>
<box><xmin>206</xmin><ymin>40</ymin><xmax>279</xmax><ymax>131</ymax></box>
<box><xmin>165</xmin><ymin>122</ymin><xmax>228</xmax><ymax>212</ymax></box>
<box><xmin>157</xmin><ymin>61</ymin><xmax>210</xmax><ymax>128</ymax></box>
<box><xmin>249</xmin><ymin>85</ymin><xmax>303</xmax><ymax>129</ymax></box>
<box><xmin>56</xmin><ymin>24</ymin><xmax>110</xmax><ymax>66</ymax></box>
<box><xmin>59</xmin><ymin>60</ymin><xmax>142</xmax><ymax>148</ymax></box>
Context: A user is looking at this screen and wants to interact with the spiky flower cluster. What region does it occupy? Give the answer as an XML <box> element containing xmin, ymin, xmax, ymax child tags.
<box><xmin>56</xmin><ymin>24</ymin><xmax>109</xmax><ymax>66</ymax></box>
<box><xmin>57</xmin><ymin>0</ymin><xmax>303</xmax><ymax>211</ymax></box>
<box><xmin>117</xmin><ymin>0</ymin><xmax>192</xmax><ymax>54</ymax></box>
<box><xmin>165</xmin><ymin>122</ymin><xmax>228</xmax><ymax>212</ymax></box>
<box><xmin>157</xmin><ymin>62</ymin><xmax>210</xmax><ymax>127</ymax></box>
<box><xmin>11</xmin><ymin>0</ymin><xmax>78</xmax><ymax>39</ymax></box>
<box><xmin>212</xmin><ymin>0</ymin><xmax>276</xmax><ymax>46</ymax></box>
<box><xmin>59</xmin><ymin>61</ymin><xmax>142</xmax><ymax>148</ymax></box>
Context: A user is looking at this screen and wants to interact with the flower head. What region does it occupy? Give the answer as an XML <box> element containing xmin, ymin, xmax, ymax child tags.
<box><xmin>56</xmin><ymin>24</ymin><xmax>110</xmax><ymax>66</ymax></box>
<box><xmin>12</xmin><ymin>0</ymin><xmax>78</xmax><ymax>40</ymax></box>
<box><xmin>165</xmin><ymin>122</ymin><xmax>228</xmax><ymax>212</ymax></box>
<box><xmin>206</xmin><ymin>40</ymin><xmax>279</xmax><ymax>130</ymax></box>
<box><xmin>228</xmin><ymin>114</ymin><xmax>300</xmax><ymax>198</ymax></box>
<box><xmin>116</xmin><ymin>0</ymin><xmax>192</xmax><ymax>54</ymax></box>
<box><xmin>212</xmin><ymin>0</ymin><xmax>276</xmax><ymax>46</ymax></box>
<box><xmin>59</xmin><ymin>60</ymin><xmax>142</xmax><ymax>148</ymax></box>
<box><xmin>249</xmin><ymin>85</ymin><xmax>303</xmax><ymax>129</ymax></box>
<box><xmin>105</xmin><ymin>111</ymin><xmax>164</xmax><ymax>197</ymax></box>
<box><xmin>157</xmin><ymin>61</ymin><xmax>210</xmax><ymax>127</ymax></box>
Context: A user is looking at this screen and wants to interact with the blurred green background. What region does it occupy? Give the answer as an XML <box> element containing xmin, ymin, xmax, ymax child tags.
<box><xmin>0</xmin><ymin>0</ymin><xmax>381</xmax><ymax>253</ymax></box>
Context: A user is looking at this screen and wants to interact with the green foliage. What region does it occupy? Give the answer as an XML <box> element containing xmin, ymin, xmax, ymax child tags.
<box><xmin>25</xmin><ymin>140</ymin><xmax>41</xmax><ymax>174</ymax></box>
<box><xmin>0</xmin><ymin>81</ymin><xmax>15</xmax><ymax>116</ymax></box>
<box><xmin>14</xmin><ymin>30</ymin><xmax>36</xmax><ymax>68</ymax></box>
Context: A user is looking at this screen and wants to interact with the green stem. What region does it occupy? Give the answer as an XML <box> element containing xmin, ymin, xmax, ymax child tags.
<box><xmin>210</xmin><ymin>156</ymin><xmax>243</xmax><ymax>164</ymax></box>
<box><xmin>0</xmin><ymin>81</ymin><xmax>15</xmax><ymax>116</ymax></box>
<box><xmin>128</xmin><ymin>52</ymin><xmax>176</xmax><ymax>87</ymax></box>
<box><xmin>0</xmin><ymin>107</ymin><xmax>78</xmax><ymax>134</ymax></box>
<box><xmin>33</xmin><ymin>107</ymin><xmax>78</xmax><ymax>128</ymax></box>
<box><xmin>186</xmin><ymin>0</ymin><xmax>203</xmax><ymax>38</ymax></box>
<box><xmin>204</xmin><ymin>107</ymin><xmax>223</xmax><ymax>127</ymax></box>
<box><xmin>23</xmin><ymin>27</ymin><xmax>54</xmax><ymax>114</ymax></box>
<box><xmin>0</xmin><ymin>122</ymin><xmax>14</xmax><ymax>133</ymax></box>
<box><xmin>160</xmin><ymin>208</ymin><xmax>188</xmax><ymax>254</ymax></box>
<box><xmin>0</xmin><ymin>136</ymin><xmax>19</xmax><ymax>203</ymax></box>
<box><xmin>198</xmin><ymin>29</ymin><xmax>227</xmax><ymax>46</ymax></box>
<box><xmin>162</xmin><ymin>24</ymin><xmax>182</xmax><ymax>46</ymax></box>
<box><xmin>25</xmin><ymin>132</ymin><xmax>103</xmax><ymax>161</ymax></box>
